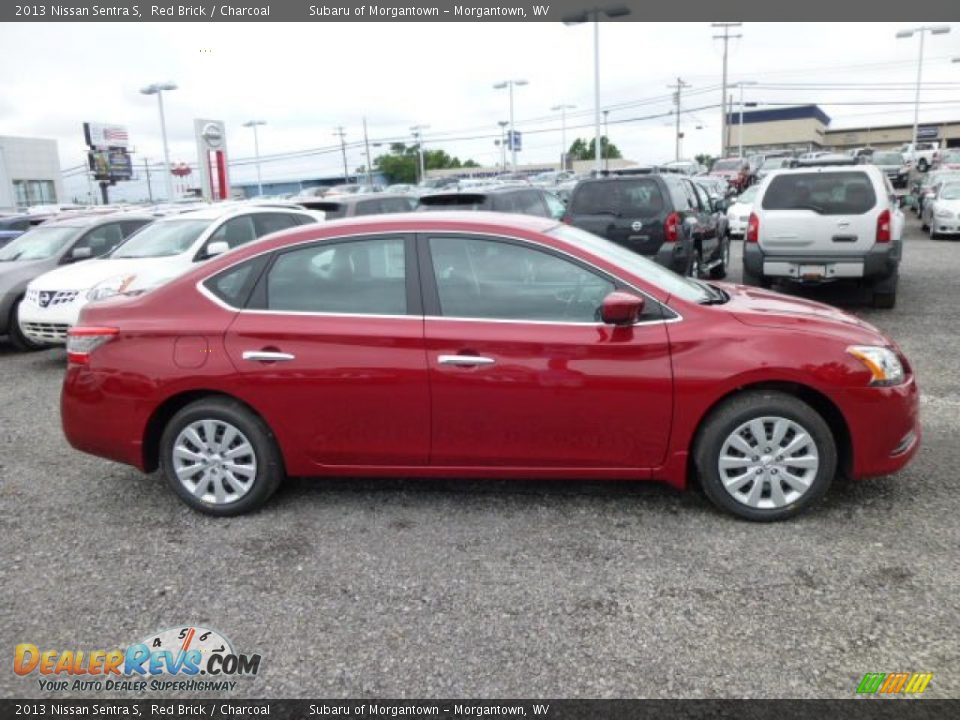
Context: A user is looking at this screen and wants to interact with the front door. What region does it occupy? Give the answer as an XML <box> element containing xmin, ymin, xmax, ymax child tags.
<box><xmin>420</xmin><ymin>233</ymin><xmax>673</xmax><ymax>469</ymax></box>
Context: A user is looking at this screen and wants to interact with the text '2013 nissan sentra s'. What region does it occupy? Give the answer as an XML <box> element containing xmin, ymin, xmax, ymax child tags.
<box><xmin>61</xmin><ymin>212</ymin><xmax>920</xmax><ymax>521</ymax></box>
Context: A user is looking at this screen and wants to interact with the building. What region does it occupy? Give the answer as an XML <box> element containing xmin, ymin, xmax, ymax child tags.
<box><xmin>0</xmin><ymin>135</ymin><xmax>65</xmax><ymax>210</ymax></box>
<box><xmin>727</xmin><ymin>105</ymin><xmax>960</xmax><ymax>155</ymax></box>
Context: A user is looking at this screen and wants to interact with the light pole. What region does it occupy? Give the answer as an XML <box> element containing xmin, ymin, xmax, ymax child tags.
<box><xmin>563</xmin><ymin>6</ymin><xmax>631</xmax><ymax>175</ymax></box>
<box><xmin>140</xmin><ymin>81</ymin><xmax>177</xmax><ymax>201</ymax></box>
<box><xmin>497</xmin><ymin>120</ymin><xmax>509</xmax><ymax>172</ymax></box>
<box><xmin>410</xmin><ymin>125</ymin><xmax>429</xmax><ymax>183</ymax></box>
<box><xmin>896</xmin><ymin>25</ymin><xmax>951</xmax><ymax>149</ymax></box>
<box><xmin>242</xmin><ymin>120</ymin><xmax>266</xmax><ymax>197</ymax></box>
<box><xmin>551</xmin><ymin>103</ymin><xmax>576</xmax><ymax>169</ymax></box>
<box><xmin>602</xmin><ymin>109</ymin><xmax>610</xmax><ymax>170</ymax></box>
<box><xmin>493</xmin><ymin>79</ymin><xmax>528</xmax><ymax>171</ymax></box>
<box><xmin>712</xmin><ymin>23</ymin><xmax>743</xmax><ymax>159</ymax></box>
<box><xmin>734</xmin><ymin>81</ymin><xmax>757</xmax><ymax>159</ymax></box>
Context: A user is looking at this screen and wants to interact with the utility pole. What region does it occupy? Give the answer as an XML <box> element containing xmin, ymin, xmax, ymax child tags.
<box><xmin>497</xmin><ymin>121</ymin><xmax>509</xmax><ymax>172</ymax></box>
<box><xmin>362</xmin><ymin>117</ymin><xmax>373</xmax><ymax>186</ymax></box>
<box><xmin>668</xmin><ymin>77</ymin><xmax>691</xmax><ymax>162</ymax></box>
<box><xmin>602</xmin><ymin>109</ymin><xmax>610</xmax><ymax>171</ymax></box>
<box><xmin>143</xmin><ymin>158</ymin><xmax>153</xmax><ymax>203</ymax></box>
<box><xmin>712</xmin><ymin>22</ymin><xmax>742</xmax><ymax>158</ymax></box>
<box><xmin>410</xmin><ymin>124</ymin><xmax>429</xmax><ymax>183</ymax></box>
<box><xmin>333</xmin><ymin>126</ymin><xmax>348</xmax><ymax>181</ymax></box>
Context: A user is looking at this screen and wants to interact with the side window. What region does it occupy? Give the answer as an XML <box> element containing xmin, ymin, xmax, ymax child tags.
<box><xmin>265</xmin><ymin>236</ymin><xmax>407</xmax><ymax>315</ymax></box>
<box><xmin>378</xmin><ymin>197</ymin><xmax>417</xmax><ymax>213</ymax></box>
<box><xmin>121</xmin><ymin>220</ymin><xmax>150</xmax><ymax>237</ymax></box>
<box><xmin>254</xmin><ymin>213</ymin><xmax>301</xmax><ymax>236</ymax></box>
<box><xmin>74</xmin><ymin>223</ymin><xmax>125</xmax><ymax>256</ymax></box>
<box><xmin>514</xmin><ymin>190</ymin><xmax>548</xmax><ymax>217</ymax></box>
<box><xmin>209</xmin><ymin>215</ymin><xmax>257</xmax><ymax>249</ymax></box>
<box><xmin>683</xmin><ymin>181</ymin><xmax>703</xmax><ymax>211</ymax></box>
<box><xmin>665</xmin><ymin>179</ymin><xmax>693</xmax><ymax>211</ymax></box>
<box><xmin>543</xmin><ymin>192</ymin><xmax>566</xmax><ymax>220</ymax></box>
<box><xmin>203</xmin><ymin>257</ymin><xmax>267</xmax><ymax>308</ymax></box>
<box><xmin>691</xmin><ymin>182</ymin><xmax>711</xmax><ymax>211</ymax></box>
<box><xmin>353</xmin><ymin>199</ymin><xmax>382</xmax><ymax>216</ymax></box>
<box><xmin>428</xmin><ymin>236</ymin><xmax>614</xmax><ymax>323</ymax></box>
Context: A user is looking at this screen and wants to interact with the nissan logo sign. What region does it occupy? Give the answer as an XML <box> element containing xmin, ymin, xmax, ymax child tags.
<box><xmin>201</xmin><ymin>122</ymin><xmax>224</xmax><ymax>148</ymax></box>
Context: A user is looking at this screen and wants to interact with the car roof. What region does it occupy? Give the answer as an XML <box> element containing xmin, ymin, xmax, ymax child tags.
<box><xmin>40</xmin><ymin>211</ymin><xmax>155</xmax><ymax>229</ymax></box>
<box><xmin>155</xmin><ymin>204</ymin><xmax>309</xmax><ymax>222</ymax></box>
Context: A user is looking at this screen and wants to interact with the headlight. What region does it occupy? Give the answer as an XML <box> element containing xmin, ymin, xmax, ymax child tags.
<box><xmin>847</xmin><ymin>346</ymin><xmax>905</xmax><ymax>386</ymax></box>
<box><xmin>934</xmin><ymin>208</ymin><xmax>954</xmax><ymax>219</ymax></box>
<box><xmin>87</xmin><ymin>274</ymin><xmax>136</xmax><ymax>301</ymax></box>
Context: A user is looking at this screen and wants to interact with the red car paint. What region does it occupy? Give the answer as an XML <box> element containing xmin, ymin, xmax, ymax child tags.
<box><xmin>61</xmin><ymin>213</ymin><xmax>919</xmax><ymax>491</ymax></box>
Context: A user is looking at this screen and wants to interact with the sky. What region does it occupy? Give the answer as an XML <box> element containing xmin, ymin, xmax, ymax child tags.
<box><xmin>1</xmin><ymin>21</ymin><xmax>958</xmax><ymax>201</ymax></box>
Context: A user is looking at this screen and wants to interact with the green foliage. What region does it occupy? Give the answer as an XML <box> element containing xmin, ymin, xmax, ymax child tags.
<box><xmin>695</xmin><ymin>153</ymin><xmax>714</xmax><ymax>168</ymax></box>
<box><xmin>567</xmin><ymin>136</ymin><xmax>622</xmax><ymax>161</ymax></box>
<box><xmin>374</xmin><ymin>143</ymin><xmax>481</xmax><ymax>184</ymax></box>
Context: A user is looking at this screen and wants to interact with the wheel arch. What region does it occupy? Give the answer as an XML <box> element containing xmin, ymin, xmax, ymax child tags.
<box><xmin>142</xmin><ymin>389</ymin><xmax>280</xmax><ymax>473</ymax></box>
<box><xmin>688</xmin><ymin>380</ymin><xmax>853</xmax><ymax>484</ymax></box>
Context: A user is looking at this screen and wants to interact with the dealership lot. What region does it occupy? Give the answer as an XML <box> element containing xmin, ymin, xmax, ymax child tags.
<box><xmin>1</xmin><ymin>216</ymin><xmax>958</xmax><ymax>699</ymax></box>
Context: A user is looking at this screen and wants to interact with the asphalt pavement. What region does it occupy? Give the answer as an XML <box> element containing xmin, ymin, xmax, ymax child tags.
<box><xmin>1</xmin><ymin>216</ymin><xmax>958</xmax><ymax>699</ymax></box>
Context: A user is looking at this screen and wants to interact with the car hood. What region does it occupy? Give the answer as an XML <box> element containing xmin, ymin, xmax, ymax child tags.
<box><xmin>933</xmin><ymin>199</ymin><xmax>960</xmax><ymax>212</ymax></box>
<box><xmin>717</xmin><ymin>283</ymin><xmax>887</xmax><ymax>344</ymax></box>
<box><xmin>25</xmin><ymin>256</ymin><xmax>190</xmax><ymax>291</ymax></box>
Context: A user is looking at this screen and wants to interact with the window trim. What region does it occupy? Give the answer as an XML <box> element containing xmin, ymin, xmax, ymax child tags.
<box><xmin>417</xmin><ymin>231</ymin><xmax>674</xmax><ymax>326</ymax></box>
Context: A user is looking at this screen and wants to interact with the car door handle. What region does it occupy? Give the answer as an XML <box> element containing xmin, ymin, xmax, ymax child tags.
<box><xmin>242</xmin><ymin>350</ymin><xmax>296</xmax><ymax>362</ymax></box>
<box><xmin>438</xmin><ymin>355</ymin><xmax>496</xmax><ymax>367</ymax></box>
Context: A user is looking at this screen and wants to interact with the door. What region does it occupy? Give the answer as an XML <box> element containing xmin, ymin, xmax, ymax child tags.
<box><xmin>421</xmin><ymin>233</ymin><xmax>673</xmax><ymax>469</ymax></box>
<box><xmin>222</xmin><ymin>234</ymin><xmax>430</xmax><ymax>467</ymax></box>
<box><xmin>687</xmin><ymin>180</ymin><xmax>720</xmax><ymax>260</ymax></box>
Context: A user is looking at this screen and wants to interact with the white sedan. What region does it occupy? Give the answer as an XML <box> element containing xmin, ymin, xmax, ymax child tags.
<box><xmin>725</xmin><ymin>185</ymin><xmax>759</xmax><ymax>238</ymax></box>
<box><xmin>927</xmin><ymin>182</ymin><xmax>960</xmax><ymax>239</ymax></box>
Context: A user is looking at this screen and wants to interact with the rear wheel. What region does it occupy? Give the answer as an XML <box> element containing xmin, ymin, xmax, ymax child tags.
<box><xmin>8</xmin><ymin>299</ymin><xmax>47</xmax><ymax>352</ymax></box>
<box><xmin>741</xmin><ymin>267</ymin><xmax>771</xmax><ymax>289</ymax></box>
<box><xmin>694</xmin><ymin>391</ymin><xmax>836</xmax><ymax>521</ymax></box>
<box><xmin>709</xmin><ymin>237</ymin><xmax>730</xmax><ymax>279</ymax></box>
<box><xmin>159</xmin><ymin>397</ymin><xmax>284</xmax><ymax>516</ymax></box>
<box><xmin>871</xmin><ymin>271</ymin><xmax>898</xmax><ymax>309</ymax></box>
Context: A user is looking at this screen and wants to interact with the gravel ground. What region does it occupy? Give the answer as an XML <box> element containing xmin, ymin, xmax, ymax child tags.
<box><xmin>1</xmin><ymin>216</ymin><xmax>958</xmax><ymax>699</ymax></box>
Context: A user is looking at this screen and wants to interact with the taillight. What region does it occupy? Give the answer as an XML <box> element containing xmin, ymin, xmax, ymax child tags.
<box><xmin>561</xmin><ymin>214</ymin><xmax>572</xmax><ymax>225</ymax></box>
<box><xmin>66</xmin><ymin>326</ymin><xmax>118</xmax><ymax>365</ymax></box>
<box><xmin>664</xmin><ymin>212</ymin><xmax>680</xmax><ymax>242</ymax></box>
<box><xmin>746</xmin><ymin>212</ymin><xmax>759</xmax><ymax>243</ymax></box>
<box><xmin>876</xmin><ymin>208</ymin><xmax>891</xmax><ymax>243</ymax></box>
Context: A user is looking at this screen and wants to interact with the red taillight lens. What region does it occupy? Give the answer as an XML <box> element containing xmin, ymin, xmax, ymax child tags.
<box><xmin>664</xmin><ymin>212</ymin><xmax>680</xmax><ymax>242</ymax></box>
<box><xmin>66</xmin><ymin>326</ymin><xmax>118</xmax><ymax>365</ymax></box>
<box><xmin>876</xmin><ymin>208</ymin><xmax>891</xmax><ymax>243</ymax></box>
<box><xmin>746</xmin><ymin>212</ymin><xmax>759</xmax><ymax>243</ymax></box>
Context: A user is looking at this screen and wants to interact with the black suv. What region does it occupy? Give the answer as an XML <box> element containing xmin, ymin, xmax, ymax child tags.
<box><xmin>417</xmin><ymin>186</ymin><xmax>567</xmax><ymax>220</ymax></box>
<box><xmin>563</xmin><ymin>174</ymin><xmax>728</xmax><ymax>278</ymax></box>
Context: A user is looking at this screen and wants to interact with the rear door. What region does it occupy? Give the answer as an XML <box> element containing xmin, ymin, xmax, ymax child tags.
<box><xmin>758</xmin><ymin>171</ymin><xmax>879</xmax><ymax>256</ymax></box>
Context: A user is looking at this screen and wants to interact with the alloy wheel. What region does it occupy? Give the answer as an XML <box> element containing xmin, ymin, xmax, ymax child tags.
<box><xmin>172</xmin><ymin>419</ymin><xmax>258</xmax><ymax>505</ymax></box>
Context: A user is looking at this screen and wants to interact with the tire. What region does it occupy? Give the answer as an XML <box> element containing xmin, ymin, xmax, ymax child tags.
<box><xmin>159</xmin><ymin>397</ymin><xmax>284</xmax><ymax>516</ymax></box>
<box><xmin>709</xmin><ymin>237</ymin><xmax>730</xmax><ymax>280</ymax></box>
<box><xmin>694</xmin><ymin>391</ymin><xmax>837</xmax><ymax>521</ymax></box>
<box><xmin>689</xmin><ymin>248</ymin><xmax>704</xmax><ymax>278</ymax></box>
<box><xmin>741</xmin><ymin>267</ymin><xmax>771</xmax><ymax>289</ymax></box>
<box><xmin>929</xmin><ymin>224</ymin><xmax>939</xmax><ymax>240</ymax></box>
<box><xmin>8</xmin><ymin>299</ymin><xmax>47</xmax><ymax>352</ymax></box>
<box><xmin>872</xmin><ymin>271</ymin><xmax>898</xmax><ymax>309</ymax></box>
<box><xmin>917</xmin><ymin>158</ymin><xmax>929</xmax><ymax>173</ymax></box>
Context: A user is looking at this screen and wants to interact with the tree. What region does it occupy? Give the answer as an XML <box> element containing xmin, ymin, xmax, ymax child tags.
<box><xmin>695</xmin><ymin>153</ymin><xmax>715</xmax><ymax>169</ymax></box>
<box><xmin>567</xmin><ymin>136</ymin><xmax>622</xmax><ymax>162</ymax></box>
<box><xmin>374</xmin><ymin>143</ymin><xmax>481</xmax><ymax>184</ymax></box>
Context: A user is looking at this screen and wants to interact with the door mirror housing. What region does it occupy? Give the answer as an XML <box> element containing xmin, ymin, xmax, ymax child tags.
<box><xmin>601</xmin><ymin>291</ymin><xmax>645</xmax><ymax>326</ymax></box>
<box><xmin>69</xmin><ymin>246</ymin><xmax>93</xmax><ymax>261</ymax></box>
<box><xmin>205</xmin><ymin>240</ymin><xmax>230</xmax><ymax>258</ymax></box>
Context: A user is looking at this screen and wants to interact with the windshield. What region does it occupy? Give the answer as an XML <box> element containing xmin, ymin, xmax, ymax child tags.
<box><xmin>735</xmin><ymin>186</ymin><xmax>759</xmax><ymax>204</ymax></box>
<box><xmin>712</xmin><ymin>160</ymin><xmax>741</xmax><ymax>171</ymax></box>
<box><xmin>873</xmin><ymin>153</ymin><xmax>902</xmax><ymax>165</ymax></box>
<box><xmin>942</xmin><ymin>152</ymin><xmax>960</xmax><ymax>163</ymax></box>
<box><xmin>0</xmin><ymin>226</ymin><xmax>78</xmax><ymax>261</ymax></box>
<box><xmin>941</xmin><ymin>184</ymin><xmax>960</xmax><ymax>201</ymax></box>
<box><xmin>110</xmin><ymin>219</ymin><xmax>209</xmax><ymax>258</ymax></box>
<box><xmin>761</xmin><ymin>158</ymin><xmax>787</xmax><ymax>169</ymax></box>
<box><xmin>547</xmin><ymin>224</ymin><xmax>710</xmax><ymax>305</ymax></box>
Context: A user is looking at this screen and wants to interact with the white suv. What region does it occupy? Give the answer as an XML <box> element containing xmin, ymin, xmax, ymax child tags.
<box><xmin>742</xmin><ymin>163</ymin><xmax>904</xmax><ymax>308</ymax></box>
<box><xmin>19</xmin><ymin>205</ymin><xmax>321</xmax><ymax>344</ymax></box>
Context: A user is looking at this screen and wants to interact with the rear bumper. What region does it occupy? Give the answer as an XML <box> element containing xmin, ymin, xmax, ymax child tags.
<box><xmin>842</xmin><ymin>376</ymin><xmax>921</xmax><ymax>479</ymax></box>
<box><xmin>743</xmin><ymin>241</ymin><xmax>901</xmax><ymax>282</ymax></box>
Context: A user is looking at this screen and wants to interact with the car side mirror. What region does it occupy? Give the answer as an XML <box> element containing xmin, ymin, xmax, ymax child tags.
<box><xmin>712</xmin><ymin>199</ymin><xmax>727</xmax><ymax>213</ymax></box>
<box><xmin>205</xmin><ymin>240</ymin><xmax>229</xmax><ymax>258</ymax></box>
<box><xmin>69</xmin><ymin>246</ymin><xmax>92</xmax><ymax>261</ymax></box>
<box><xmin>601</xmin><ymin>291</ymin><xmax>645</xmax><ymax>326</ymax></box>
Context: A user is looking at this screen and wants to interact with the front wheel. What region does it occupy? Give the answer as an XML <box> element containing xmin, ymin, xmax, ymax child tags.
<box><xmin>917</xmin><ymin>158</ymin><xmax>929</xmax><ymax>173</ymax></box>
<box><xmin>8</xmin><ymin>299</ymin><xmax>48</xmax><ymax>352</ymax></box>
<box><xmin>159</xmin><ymin>397</ymin><xmax>284</xmax><ymax>516</ymax></box>
<box><xmin>694</xmin><ymin>391</ymin><xmax>837</xmax><ymax>521</ymax></box>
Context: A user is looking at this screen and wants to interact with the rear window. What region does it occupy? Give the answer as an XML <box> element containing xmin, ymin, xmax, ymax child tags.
<box><xmin>570</xmin><ymin>179</ymin><xmax>664</xmax><ymax>216</ymax></box>
<box><xmin>314</xmin><ymin>202</ymin><xmax>345</xmax><ymax>219</ymax></box>
<box><xmin>761</xmin><ymin>172</ymin><xmax>877</xmax><ymax>215</ymax></box>
<box><xmin>712</xmin><ymin>160</ymin><xmax>742</xmax><ymax>171</ymax></box>
<box><xmin>419</xmin><ymin>194</ymin><xmax>489</xmax><ymax>211</ymax></box>
<box><xmin>872</xmin><ymin>153</ymin><xmax>903</xmax><ymax>165</ymax></box>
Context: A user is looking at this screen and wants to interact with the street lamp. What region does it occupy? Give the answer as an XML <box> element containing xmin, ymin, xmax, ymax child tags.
<box><xmin>896</xmin><ymin>25</ymin><xmax>951</xmax><ymax>149</ymax></box>
<box><xmin>140</xmin><ymin>81</ymin><xmax>177</xmax><ymax>201</ymax></box>
<box><xmin>493</xmin><ymin>79</ymin><xmax>528</xmax><ymax>171</ymax></box>
<box><xmin>733</xmin><ymin>81</ymin><xmax>757</xmax><ymax>159</ymax></box>
<box><xmin>563</xmin><ymin>5</ymin><xmax>632</xmax><ymax>174</ymax></box>
<box><xmin>410</xmin><ymin>124</ymin><xmax>430</xmax><ymax>183</ymax></box>
<box><xmin>242</xmin><ymin>120</ymin><xmax>266</xmax><ymax>197</ymax></box>
<box><xmin>551</xmin><ymin>103</ymin><xmax>576</xmax><ymax>170</ymax></box>
<box><xmin>497</xmin><ymin>120</ymin><xmax>509</xmax><ymax>172</ymax></box>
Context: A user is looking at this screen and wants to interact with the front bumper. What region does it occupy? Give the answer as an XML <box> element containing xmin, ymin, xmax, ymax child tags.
<box><xmin>931</xmin><ymin>218</ymin><xmax>960</xmax><ymax>235</ymax></box>
<box><xmin>18</xmin><ymin>288</ymin><xmax>87</xmax><ymax>345</ymax></box>
<box><xmin>842</xmin><ymin>375</ymin><xmax>920</xmax><ymax>479</ymax></box>
<box><xmin>743</xmin><ymin>241</ymin><xmax>901</xmax><ymax>283</ymax></box>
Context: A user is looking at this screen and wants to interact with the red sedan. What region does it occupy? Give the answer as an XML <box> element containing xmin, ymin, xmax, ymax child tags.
<box><xmin>62</xmin><ymin>213</ymin><xmax>919</xmax><ymax>521</ymax></box>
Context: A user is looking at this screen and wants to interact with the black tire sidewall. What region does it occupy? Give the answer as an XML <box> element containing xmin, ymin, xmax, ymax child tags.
<box><xmin>695</xmin><ymin>392</ymin><xmax>837</xmax><ymax>521</ymax></box>
<box><xmin>9</xmin><ymin>299</ymin><xmax>47</xmax><ymax>352</ymax></box>
<box><xmin>159</xmin><ymin>398</ymin><xmax>283</xmax><ymax>516</ymax></box>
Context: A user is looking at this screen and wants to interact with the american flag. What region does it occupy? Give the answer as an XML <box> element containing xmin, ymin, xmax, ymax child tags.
<box><xmin>104</xmin><ymin>127</ymin><xmax>128</xmax><ymax>144</ymax></box>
